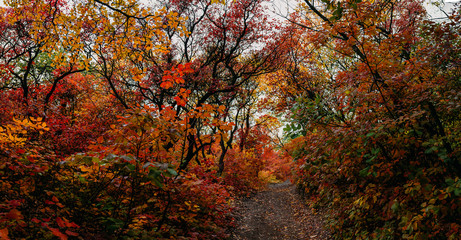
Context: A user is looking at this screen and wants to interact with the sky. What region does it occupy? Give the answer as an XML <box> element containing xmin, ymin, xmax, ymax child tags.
<box><xmin>424</xmin><ymin>0</ymin><xmax>460</xmax><ymax>20</ymax></box>
<box><xmin>0</xmin><ymin>0</ymin><xmax>459</xmax><ymax>16</ymax></box>
<box><xmin>265</xmin><ymin>0</ymin><xmax>461</xmax><ymax>23</ymax></box>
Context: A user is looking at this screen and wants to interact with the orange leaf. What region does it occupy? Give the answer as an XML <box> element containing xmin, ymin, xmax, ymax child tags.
<box><xmin>0</xmin><ymin>228</ymin><xmax>10</xmax><ymax>240</ymax></box>
<box><xmin>174</xmin><ymin>76</ymin><xmax>184</xmax><ymax>84</ymax></box>
<box><xmin>182</xmin><ymin>63</ymin><xmax>194</xmax><ymax>74</ymax></box>
<box><xmin>162</xmin><ymin>74</ymin><xmax>172</xmax><ymax>81</ymax></box>
<box><xmin>174</xmin><ymin>96</ymin><xmax>186</xmax><ymax>107</ymax></box>
<box><xmin>160</xmin><ymin>80</ymin><xmax>173</xmax><ymax>89</ymax></box>
<box><xmin>48</xmin><ymin>227</ymin><xmax>68</xmax><ymax>240</ymax></box>
<box><xmin>58</xmin><ymin>217</ymin><xmax>79</xmax><ymax>228</ymax></box>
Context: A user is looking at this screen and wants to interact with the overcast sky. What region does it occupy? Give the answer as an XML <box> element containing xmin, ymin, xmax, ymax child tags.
<box><xmin>424</xmin><ymin>0</ymin><xmax>460</xmax><ymax>20</ymax></box>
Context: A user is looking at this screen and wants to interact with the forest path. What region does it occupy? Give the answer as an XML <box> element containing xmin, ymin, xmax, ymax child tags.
<box><xmin>230</xmin><ymin>180</ymin><xmax>331</xmax><ymax>240</ymax></box>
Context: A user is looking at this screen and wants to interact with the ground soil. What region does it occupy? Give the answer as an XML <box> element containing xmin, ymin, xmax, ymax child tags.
<box><xmin>230</xmin><ymin>180</ymin><xmax>331</xmax><ymax>240</ymax></box>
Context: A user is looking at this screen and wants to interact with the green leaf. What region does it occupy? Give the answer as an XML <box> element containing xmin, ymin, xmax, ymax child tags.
<box><xmin>78</xmin><ymin>176</ymin><xmax>88</xmax><ymax>183</ymax></box>
<box><xmin>121</xmin><ymin>155</ymin><xmax>134</xmax><ymax>161</ymax></box>
<box><xmin>366</xmin><ymin>155</ymin><xmax>376</xmax><ymax>164</ymax></box>
<box><xmin>81</xmin><ymin>156</ymin><xmax>94</xmax><ymax>164</ymax></box>
<box><xmin>391</xmin><ymin>201</ymin><xmax>399</xmax><ymax>213</ymax></box>
<box><xmin>371</xmin><ymin>148</ymin><xmax>380</xmax><ymax>155</ymax></box>
<box><xmin>166</xmin><ymin>168</ymin><xmax>177</xmax><ymax>177</ymax></box>
<box><xmin>330</xmin><ymin>4</ymin><xmax>343</xmax><ymax>21</ymax></box>
<box><xmin>125</xmin><ymin>163</ymin><xmax>135</xmax><ymax>171</ymax></box>
<box><xmin>152</xmin><ymin>179</ymin><xmax>163</xmax><ymax>188</ymax></box>
<box><xmin>148</xmin><ymin>168</ymin><xmax>161</xmax><ymax>177</ymax></box>
<box><xmin>104</xmin><ymin>217</ymin><xmax>125</xmax><ymax>233</ymax></box>
<box><xmin>105</xmin><ymin>153</ymin><xmax>116</xmax><ymax>160</ymax></box>
<box><xmin>445</xmin><ymin>178</ymin><xmax>454</xmax><ymax>185</ymax></box>
<box><xmin>148</xmin><ymin>168</ymin><xmax>164</xmax><ymax>187</ymax></box>
<box><xmin>454</xmin><ymin>188</ymin><xmax>461</xmax><ymax>196</ymax></box>
<box><xmin>359</xmin><ymin>167</ymin><xmax>370</xmax><ymax>177</ymax></box>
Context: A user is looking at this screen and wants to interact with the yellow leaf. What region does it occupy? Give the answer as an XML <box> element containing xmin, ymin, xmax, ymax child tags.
<box><xmin>79</xmin><ymin>166</ymin><xmax>92</xmax><ymax>173</ymax></box>
<box><xmin>133</xmin><ymin>74</ymin><xmax>144</xmax><ymax>82</ymax></box>
<box><xmin>211</xmin><ymin>0</ymin><xmax>225</xmax><ymax>4</ymax></box>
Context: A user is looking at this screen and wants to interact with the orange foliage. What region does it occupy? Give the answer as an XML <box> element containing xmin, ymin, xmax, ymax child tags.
<box><xmin>280</xmin><ymin>0</ymin><xmax>461</xmax><ymax>239</ymax></box>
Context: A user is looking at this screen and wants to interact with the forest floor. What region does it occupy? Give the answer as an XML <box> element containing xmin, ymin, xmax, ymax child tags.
<box><xmin>230</xmin><ymin>180</ymin><xmax>331</xmax><ymax>240</ymax></box>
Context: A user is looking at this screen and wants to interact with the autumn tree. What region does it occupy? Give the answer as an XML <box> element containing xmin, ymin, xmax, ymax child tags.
<box><xmin>0</xmin><ymin>0</ymin><xmax>88</xmax><ymax>111</ymax></box>
<box><xmin>0</xmin><ymin>0</ymin><xmax>287</xmax><ymax>239</ymax></box>
<box><xmin>144</xmin><ymin>0</ymin><xmax>284</xmax><ymax>171</ymax></box>
<box><xmin>277</xmin><ymin>0</ymin><xmax>461</xmax><ymax>238</ymax></box>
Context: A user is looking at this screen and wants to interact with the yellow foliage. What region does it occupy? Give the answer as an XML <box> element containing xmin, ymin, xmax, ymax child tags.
<box><xmin>211</xmin><ymin>0</ymin><xmax>226</xmax><ymax>4</ymax></box>
<box><xmin>0</xmin><ymin>117</ymin><xmax>49</xmax><ymax>150</ymax></box>
<box><xmin>258</xmin><ymin>170</ymin><xmax>280</xmax><ymax>183</ymax></box>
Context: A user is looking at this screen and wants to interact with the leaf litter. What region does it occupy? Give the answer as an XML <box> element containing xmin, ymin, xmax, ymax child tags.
<box><xmin>230</xmin><ymin>180</ymin><xmax>331</xmax><ymax>240</ymax></box>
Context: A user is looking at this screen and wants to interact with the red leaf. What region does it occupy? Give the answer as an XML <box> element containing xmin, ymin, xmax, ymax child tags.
<box><xmin>65</xmin><ymin>220</ymin><xmax>79</xmax><ymax>228</ymax></box>
<box><xmin>56</xmin><ymin>217</ymin><xmax>66</xmax><ymax>228</ymax></box>
<box><xmin>5</xmin><ymin>209</ymin><xmax>22</xmax><ymax>220</ymax></box>
<box><xmin>8</xmin><ymin>200</ymin><xmax>23</xmax><ymax>208</ymax></box>
<box><xmin>65</xmin><ymin>230</ymin><xmax>79</xmax><ymax>236</ymax></box>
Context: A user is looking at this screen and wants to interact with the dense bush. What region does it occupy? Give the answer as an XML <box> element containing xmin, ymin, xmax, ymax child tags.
<box><xmin>280</xmin><ymin>1</ymin><xmax>461</xmax><ymax>239</ymax></box>
<box><xmin>0</xmin><ymin>110</ymin><xmax>280</xmax><ymax>239</ymax></box>
<box><xmin>0</xmin><ymin>0</ymin><xmax>284</xmax><ymax>238</ymax></box>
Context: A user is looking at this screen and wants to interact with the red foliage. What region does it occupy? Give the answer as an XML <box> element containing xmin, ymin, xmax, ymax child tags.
<box><xmin>279</xmin><ymin>0</ymin><xmax>461</xmax><ymax>238</ymax></box>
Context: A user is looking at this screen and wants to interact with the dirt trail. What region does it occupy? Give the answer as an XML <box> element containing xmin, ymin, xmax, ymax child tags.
<box><xmin>230</xmin><ymin>181</ymin><xmax>331</xmax><ymax>240</ymax></box>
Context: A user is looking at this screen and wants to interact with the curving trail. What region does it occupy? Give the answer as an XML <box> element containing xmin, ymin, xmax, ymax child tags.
<box><xmin>231</xmin><ymin>180</ymin><xmax>331</xmax><ymax>240</ymax></box>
